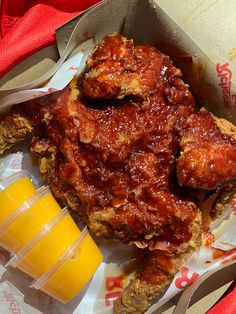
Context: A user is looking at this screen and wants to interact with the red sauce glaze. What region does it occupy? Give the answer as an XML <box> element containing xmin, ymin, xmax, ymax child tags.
<box><xmin>139</xmin><ymin>251</ymin><xmax>172</xmax><ymax>285</ymax></box>
<box><xmin>20</xmin><ymin>82</ymin><xmax>198</xmax><ymax>253</ymax></box>
<box><xmin>18</xmin><ymin>35</ymin><xmax>203</xmax><ymax>260</ymax></box>
<box><xmin>83</xmin><ymin>35</ymin><xmax>194</xmax><ymax>104</ymax></box>
<box><xmin>177</xmin><ymin>111</ymin><xmax>236</xmax><ymax>190</ymax></box>
<box><xmin>7</xmin><ymin>34</ymin><xmax>236</xmax><ymax>300</ymax></box>
<box><xmin>17</xmin><ymin>36</ymin><xmax>203</xmax><ymax>253</ymax></box>
<box><xmin>27</xmin><ymin>88</ymin><xmax>198</xmax><ymax>254</ymax></box>
<box><xmin>202</xmin><ymin>231</ymin><xmax>215</xmax><ymax>247</ymax></box>
<box><xmin>11</xmin><ymin>35</ymin><xmax>236</xmax><ymax>292</ymax></box>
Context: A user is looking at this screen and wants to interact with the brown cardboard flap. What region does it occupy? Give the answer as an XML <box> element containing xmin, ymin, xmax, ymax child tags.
<box><xmin>0</xmin><ymin>45</ymin><xmax>59</xmax><ymax>95</ymax></box>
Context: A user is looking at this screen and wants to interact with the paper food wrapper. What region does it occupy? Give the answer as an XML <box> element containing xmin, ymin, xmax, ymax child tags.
<box><xmin>0</xmin><ymin>0</ymin><xmax>236</xmax><ymax>313</ymax></box>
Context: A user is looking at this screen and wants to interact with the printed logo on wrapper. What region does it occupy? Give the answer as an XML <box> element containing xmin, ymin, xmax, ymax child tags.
<box><xmin>3</xmin><ymin>292</ymin><xmax>21</xmax><ymax>314</ymax></box>
<box><xmin>222</xmin><ymin>248</ymin><xmax>236</xmax><ymax>265</ymax></box>
<box><xmin>175</xmin><ymin>267</ymin><xmax>199</xmax><ymax>289</ymax></box>
<box><xmin>68</xmin><ymin>66</ymin><xmax>79</xmax><ymax>71</ymax></box>
<box><xmin>216</xmin><ymin>63</ymin><xmax>236</xmax><ymax>109</ymax></box>
<box><xmin>105</xmin><ymin>274</ymin><xmax>124</xmax><ymax>307</ymax></box>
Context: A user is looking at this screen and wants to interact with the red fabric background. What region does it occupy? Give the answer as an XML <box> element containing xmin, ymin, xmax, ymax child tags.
<box><xmin>207</xmin><ymin>281</ymin><xmax>236</xmax><ymax>314</ymax></box>
<box><xmin>0</xmin><ymin>0</ymin><xmax>101</xmax><ymax>78</ymax></box>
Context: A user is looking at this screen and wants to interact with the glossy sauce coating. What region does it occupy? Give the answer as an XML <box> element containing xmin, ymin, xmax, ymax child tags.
<box><xmin>13</xmin><ymin>36</ymin><xmax>236</xmax><ymax>296</ymax></box>
<box><xmin>19</xmin><ymin>34</ymin><xmax>199</xmax><ymax>256</ymax></box>
<box><xmin>177</xmin><ymin>111</ymin><xmax>236</xmax><ymax>190</ymax></box>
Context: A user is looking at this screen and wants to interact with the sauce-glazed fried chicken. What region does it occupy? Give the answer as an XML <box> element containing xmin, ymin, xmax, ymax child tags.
<box><xmin>177</xmin><ymin>110</ymin><xmax>236</xmax><ymax>190</ymax></box>
<box><xmin>28</xmin><ymin>88</ymin><xmax>200</xmax><ymax>255</ymax></box>
<box><xmin>83</xmin><ymin>34</ymin><xmax>193</xmax><ymax>103</ymax></box>
<box><xmin>0</xmin><ymin>35</ymin><xmax>236</xmax><ymax>314</ymax></box>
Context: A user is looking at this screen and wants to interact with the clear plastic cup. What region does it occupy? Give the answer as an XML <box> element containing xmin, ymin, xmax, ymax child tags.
<box><xmin>0</xmin><ymin>186</ymin><xmax>62</xmax><ymax>253</ymax></box>
<box><xmin>31</xmin><ymin>229</ymin><xmax>103</xmax><ymax>303</ymax></box>
<box><xmin>0</xmin><ymin>170</ymin><xmax>36</xmax><ymax>222</ymax></box>
<box><xmin>6</xmin><ymin>207</ymin><xmax>69</xmax><ymax>269</ymax></box>
<box><xmin>6</xmin><ymin>207</ymin><xmax>82</xmax><ymax>279</ymax></box>
<box><xmin>0</xmin><ymin>171</ymin><xmax>103</xmax><ymax>304</ymax></box>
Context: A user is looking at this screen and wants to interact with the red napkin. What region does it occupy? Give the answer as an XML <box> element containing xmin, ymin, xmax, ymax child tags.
<box><xmin>206</xmin><ymin>280</ymin><xmax>236</xmax><ymax>314</ymax></box>
<box><xmin>0</xmin><ymin>0</ymin><xmax>101</xmax><ymax>78</ymax></box>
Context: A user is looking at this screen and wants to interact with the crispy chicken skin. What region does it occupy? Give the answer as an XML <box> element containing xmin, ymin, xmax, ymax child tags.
<box><xmin>115</xmin><ymin>222</ymin><xmax>201</xmax><ymax>314</ymax></box>
<box><xmin>83</xmin><ymin>34</ymin><xmax>193</xmax><ymax>103</ymax></box>
<box><xmin>177</xmin><ymin>110</ymin><xmax>236</xmax><ymax>190</ymax></box>
<box><xmin>0</xmin><ymin>114</ymin><xmax>32</xmax><ymax>154</ymax></box>
<box><xmin>0</xmin><ymin>35</ymin><xmax>235</xmax><ymax>314</ymax></box>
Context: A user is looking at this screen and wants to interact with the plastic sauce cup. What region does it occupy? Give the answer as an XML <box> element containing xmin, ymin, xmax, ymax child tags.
<box><xmin>0</xmin><ymin>171</ymin><xmax>36</xmax><ymax>222</ymax></box>
<box><xmin>7</xmin><ymin>207</ymin><xmax>81</xmax><ymax>279</ymax></box>
<box><xmin>0</xmin><ymin>186</ymin><xmax>62</xmax><ymax>253</ymax></box>
<box><xmin>0</xmin><ymin>171</ymin><xmax>103</xmax><ymax>303</ymax></box>
<box><xmin>31</xmin><ymin>229</ymin><xmax>103</xmax><ymax>303</ymax></box>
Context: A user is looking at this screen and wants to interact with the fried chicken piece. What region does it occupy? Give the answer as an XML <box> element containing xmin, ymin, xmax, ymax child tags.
<box><xmin>114</xmin><ymin>223</ymin><xmax>201</xmax><ymax>314</ymax></box>
<box><xmin>0</xmin><ymin>114</ymin><xmax>32</xmax><ymax>154</ymax></box>
<box><xmin>0</xmin><ymin>90</ymin><xmax>65</xmax><ymax>156</ymax></box>
<box><xmin>95</xmin><ymin>197</ymin><xmax>202</xmax><ymax>314</ymax></box>
<box><xmin>114</xmin><ymin>208</ymin><xmax>201</xmax><ymax>314</ymax></box>
<box><xmin>209</xmin><ymin>183</ymin><xmax>236</xmax><ymax>220</ymax></box>
<box><xmin>89</xmin><ymin>190</ymin><xmax>201</xmax><ymax>252</ymax></box>
<box><xmin>115</xmin><ymin>252</ymin><xmax>183</xmax><ymax>313</ymax></box>
<box><xmin>83</xmin><ymin>34</ymin><xmax>193</xmax><ymax>104</ymax></box>
<box><xmin>177</xmin><ymin>110</ymin><xmax>236</xmax><ymax>190</ymax></box>
<box><xmin>27</xmin><ymin>84</ymin><xmax>196</xmax><ymax>242</ymax></box>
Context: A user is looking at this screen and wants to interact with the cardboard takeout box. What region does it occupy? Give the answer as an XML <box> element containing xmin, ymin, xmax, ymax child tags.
<box><xmin>0</xmin><ymin>0</ymin><xmax>235</xmax><ymax>313</ymax></box>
